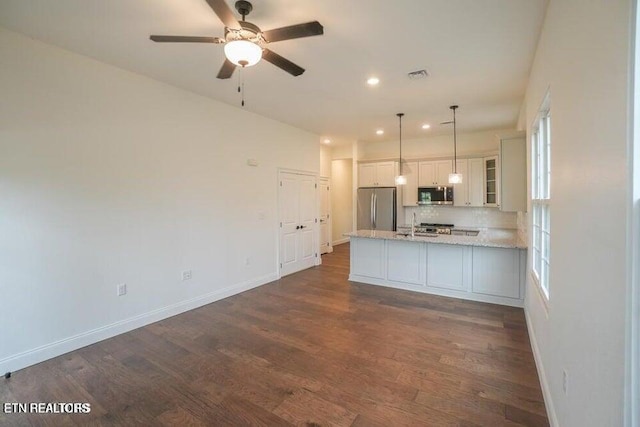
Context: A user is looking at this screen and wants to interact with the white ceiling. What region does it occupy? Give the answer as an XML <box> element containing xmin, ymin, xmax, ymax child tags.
<box><xmin>0</xmin><ymin>0</ymin><xmax>546</xmax><ymax>144</ymax></box>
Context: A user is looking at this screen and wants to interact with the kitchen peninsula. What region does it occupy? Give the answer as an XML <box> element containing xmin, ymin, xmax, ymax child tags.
<box><xmin>346</xmin><ymin>228</ymin><xmax>527</xmax><ymax>307</ymax></box>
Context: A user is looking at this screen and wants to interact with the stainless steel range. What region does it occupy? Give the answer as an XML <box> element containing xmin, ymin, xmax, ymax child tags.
<box><xmin>416</xmin><ymin>223</ymin><xmax>454</xmax><ymax>235</ymax></box>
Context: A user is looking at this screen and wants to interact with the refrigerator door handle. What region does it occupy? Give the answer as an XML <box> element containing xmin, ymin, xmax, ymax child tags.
<box><xmin>373</xmin><ymin>193</ymin><xmax>377</xmax><ymax>229</ymax></box>
<box><xmin>370</xmin><ymin>193</ymin><xmax>374</xmax><ymax>228</ymax></box>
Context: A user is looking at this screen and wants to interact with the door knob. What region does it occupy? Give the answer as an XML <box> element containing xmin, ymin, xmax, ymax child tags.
<box><xmin>300</xmin><ymin>225</ymin><xmax>306</xmax><ymax>229</ymax></box>
<box><xmin>296</xmin><ymin>225</ymin><xmax>300</xmax><ymax>229</ymax></box>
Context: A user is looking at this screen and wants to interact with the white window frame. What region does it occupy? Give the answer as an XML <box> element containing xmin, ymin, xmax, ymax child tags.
<box><xmin>531</xmin><ymin>95</ymin><xmax>551</xmax><ymax>301</ymax></box>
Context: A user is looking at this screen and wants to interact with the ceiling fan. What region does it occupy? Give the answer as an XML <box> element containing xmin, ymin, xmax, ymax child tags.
<box><xmin>150</xmin><ymin>0</ymin><xmax>323</xmax><ymax>79</ymax></box>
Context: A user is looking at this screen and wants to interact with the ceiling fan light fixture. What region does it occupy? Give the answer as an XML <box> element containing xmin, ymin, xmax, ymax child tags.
<box><xmin>224</xmin><ymin>40</ymin><xmax>262</xmax><ymax>67</ymax></box>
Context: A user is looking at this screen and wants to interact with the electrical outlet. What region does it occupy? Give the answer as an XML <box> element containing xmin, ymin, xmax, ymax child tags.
<box><xmin>117</xmin><ymin>283</ymin><xmax>127</xmax><ymax>296</ymax></box>
<box><xmin>182</xmin><ymin>270</ymin><xmax>192</xmax><ymax>281</ymax></box>
<box><xmin>562</xmin><ymin>369</ymin><xmax>569</xmax><ymax>395</ymax></box>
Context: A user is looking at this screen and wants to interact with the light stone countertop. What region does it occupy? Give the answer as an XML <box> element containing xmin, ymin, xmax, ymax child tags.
<box><xmin>345</xmin><ymin>228</ymin><xmax>527</xmax><ymax>249</ymax></box>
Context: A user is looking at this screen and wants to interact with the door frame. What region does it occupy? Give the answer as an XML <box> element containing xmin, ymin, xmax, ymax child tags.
<box><xmin>319</xmin><ymin>176</ymin><xmax>333</xmax><ymax>255</ymax></box>
<box><xmin>277</xmin><ymin>168</ymin><xmax>319</xmax><ymax>279</ymax></box>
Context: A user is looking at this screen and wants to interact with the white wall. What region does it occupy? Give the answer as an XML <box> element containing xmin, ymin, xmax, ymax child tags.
<box><xmin>331</xmin><ymin>143</ymin><xmax>355</xmax><ymax>160</ymax></box>
<box><xmin>0</xmin><ymin>27</ymin><xmax>320</xmax><ymax>373</ymax></box>
<box><xmin>331</xmin><ymin>159</ymin><xmax>353</xmax><ymax>243</ymax></box>
<box><xmin>359</xmin><ymin>128</ymin><xmax>511</xmax><ymax>160</ymax></box>
<box><xmin>320</xmin><ymin>144</ymin><xmax>332</xmax><ymax>178</ymax></box>
<box><xmin>522</xmin><ymin>1</ymin><xmax>631</xmax><ymax>426</ymax></box>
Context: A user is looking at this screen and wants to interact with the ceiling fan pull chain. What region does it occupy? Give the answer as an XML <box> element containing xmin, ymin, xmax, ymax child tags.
<box><xmin>240</xmin><ymin>67</ymin><xmax>246</xmax><ymax>107</ymax></box>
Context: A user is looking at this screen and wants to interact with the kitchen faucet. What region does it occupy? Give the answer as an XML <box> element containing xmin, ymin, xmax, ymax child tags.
<box><xmin>411</xmin><ymin>212</ymin><xmax>416</xmax><ymax>237</ymax></box>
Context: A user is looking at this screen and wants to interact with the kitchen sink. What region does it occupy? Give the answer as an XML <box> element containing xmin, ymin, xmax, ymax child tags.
<box><xmin>451</xmin><ymin>229</ymin><xmax>480</xmax><ymax>236</ymax></box>
<box><xmin>396</xmin><ymin>232</ymin><xmax>438</xmax><ymax>238</ymax></box>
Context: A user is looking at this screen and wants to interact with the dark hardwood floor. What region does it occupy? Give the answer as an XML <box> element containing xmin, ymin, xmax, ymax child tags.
<box><xmin>1</xmin><ymin>243</ymin><xmax>548</xmax><ymax>426</ymax></box>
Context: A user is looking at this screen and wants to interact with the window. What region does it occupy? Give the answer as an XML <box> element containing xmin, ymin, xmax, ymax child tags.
<box><xmin>531</xmin><ymin>96</ymin><xmax>551</xmax><ymax>299</ymax></box>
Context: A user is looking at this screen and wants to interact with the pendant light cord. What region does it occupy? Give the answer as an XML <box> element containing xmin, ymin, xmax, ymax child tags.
<box><xmin>451</xmin><ymin>105</ymin><xmax>458</xmax><ymax>173</ymax></box>
<box><xmin>397</xmin><ymin>113</ymin><xmax>404</xmax><ymax>175</ymax></box>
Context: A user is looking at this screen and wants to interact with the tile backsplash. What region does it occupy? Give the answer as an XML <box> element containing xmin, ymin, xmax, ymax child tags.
<box><xmin>517</xmin><ymin>211</ymin><xmax>528</xmax><ymax>242</ymax></box>
<box><xmin>403</xmin><ymin>206</ymin><xmax>518</xmax><ymax>229</ymax></box>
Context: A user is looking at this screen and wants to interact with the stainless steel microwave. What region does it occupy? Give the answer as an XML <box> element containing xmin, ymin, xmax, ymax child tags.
<box><xmin>417</xmin><ymin>186</ymin><xmax>454</xmax><ymax>205</ymax></box>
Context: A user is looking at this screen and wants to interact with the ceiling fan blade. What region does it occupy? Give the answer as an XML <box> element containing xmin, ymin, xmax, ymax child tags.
<box><xmin>150</xmin><ymin>35</ymin><xmax>224</xmax><ymax>43</ymax></box>
<box><xmin>217</xmin><ymin>59</ymin><xmax>237</xmax><ymax>79</ymax></box>
<box><xmin>205</xmin><ymin>0</ymin><xmax>241</xmax><ymax>30</ymax></box>
<box><xmin>262</xmin><ymin>21</ymin><xmax>323</xmax><ymax>43</ymax></box>
<box><xmin>262</xmin><ymin>49</ymin><xmax>305</xmax><ymax>76</ymax></box>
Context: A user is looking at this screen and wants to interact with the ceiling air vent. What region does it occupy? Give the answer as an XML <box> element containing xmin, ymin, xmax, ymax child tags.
<box><xmin>407</xmin><ymin>69</ymin><xmax>429</xmax><ymax>80</ymax></box>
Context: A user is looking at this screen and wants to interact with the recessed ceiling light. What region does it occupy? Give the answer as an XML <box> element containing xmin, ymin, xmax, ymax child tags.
<box><xmin>323</xmin><ymin>139</ymin><xmax>331</xmax><ymax>144</ymax></box>
<box><xmin>366</xmin><ymin>77</ymin><xmax>380</xmax><ymax>86</ymax></box>
<box><xmin>422</xmin><ymin>124</ymin><xmax>431</xmax><ymax>130</ymax></box>
<box><xmin>376</xmin><ymin>129</ymin><xmax>384</xmax><ymax>135</ymax></box>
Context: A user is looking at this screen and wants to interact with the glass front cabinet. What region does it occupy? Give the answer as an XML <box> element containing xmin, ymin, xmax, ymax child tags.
<box><xmin>483</xmin><ymin>156</ymin><xmax>500</xmax><ymax>207</ymax></box>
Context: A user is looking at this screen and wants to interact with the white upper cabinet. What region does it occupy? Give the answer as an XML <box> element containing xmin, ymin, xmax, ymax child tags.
<box><xmin>453</xmin><ymin>158</ymin><xmax>484</xmax><ymax>207</ymax></box>
<box><xmin>402</xmin><ymin>161</ymin><xmax>419</xmax><ymax>206</ymax></box>
<box><xmin>453</xmin><ymin>159</ymin><xmax>469</xmax><ymax>207</ymax></box>
<box><xmin>499</xmin><ymin>135</ymin><xmax>527</xmax><ymax>212</ymax></box>
<box><xmin>483</xmin><ymin>156</ymin><xmax>500</xmax><ymax>207</ymax></box>
<box><xmin>468</xmin><ymin>158</ymin><xmax>485</xmax><ymax>207</ymax></box>
<box><xmin>418</xmin><ymin>160</ymin><xmax>452</xmax><ymax>187</ymax></box>
<box><xmin>376</xmin><ymin>162</ymin><xmax>396</xmax><ymax>186</ymax></box>
<box><xmin>358</xmin><ymin>161</ymin><xmax>396</xmax><ymax>187</ymax></box>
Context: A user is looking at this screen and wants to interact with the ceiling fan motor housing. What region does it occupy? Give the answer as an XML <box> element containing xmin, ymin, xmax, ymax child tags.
<box><xmin>224</xmin><ymin>21</ymin><xmax>264</xmax><ymax>45</ymax></box>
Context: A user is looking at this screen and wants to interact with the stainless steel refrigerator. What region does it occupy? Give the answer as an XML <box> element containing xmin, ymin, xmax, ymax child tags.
<box><xmin>357</xmin><ymin>187</ymin><xmax>397</xmax><ymax>231</ymax></box>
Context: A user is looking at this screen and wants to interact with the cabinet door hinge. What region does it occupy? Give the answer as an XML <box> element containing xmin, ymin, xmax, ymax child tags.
<box><xmin>280</xmin><ymin>263</ymin><xmax>282</xmax><ymax>268</ymax></box>
<box><xmin>315</xmin><ymin>183</ymin><xmax>317</xmax><ymax>189</ymax></box>
<box><xmin>280</xmin><ymin>222</ymin><xmax>282</xmax><ymax>228</ymax></box>
<box><xmin>315</xmin><ymin>218</ymin><xmax>318</xmax><ymax>223</ymax></box>
<box><xmin>315</xmin><ymin>253</ymin><xmax>318</xmax><ymax>258</ymax></box>
<box><xmin>280</xmin><ymin>181</ymin><xmax>282</xmax><ymax>187</ymax></box>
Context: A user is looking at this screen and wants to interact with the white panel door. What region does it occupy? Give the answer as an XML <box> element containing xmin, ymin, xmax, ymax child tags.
<box><xmin>279</xmin><ymin>171</ymin><xmax>317</xmax><ymax>277</ymax></box>
<box><xmin>319</xmin><ymin>178</ymin><xmax>332</xmax><ymax>254</ymax></box>
<box><xmin>279</xmin><ymin>174</ymin><xmax>299</xmax><ymax>272</ymax></box>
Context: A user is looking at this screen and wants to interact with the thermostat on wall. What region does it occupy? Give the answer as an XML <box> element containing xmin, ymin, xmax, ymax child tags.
<box><xmin>247</xmin><ymin>159</ymin><xmax>259</xmax><ymax>167</ymax></box>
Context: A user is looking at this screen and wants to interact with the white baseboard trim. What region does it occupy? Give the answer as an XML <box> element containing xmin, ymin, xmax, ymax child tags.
<box><xmin>0</xmin><ymin>272</ymin><xmax>278</xmax><ymax>375</ymax></box>
<box><xmin>332</xmin><ymin>237</ymin><xmax>350</xmax><ymax>246</ymax></box>
<box><xmin>524</xmin><ymin>306</ymin><xmax>559</xmax><ymax>427</ymax></box>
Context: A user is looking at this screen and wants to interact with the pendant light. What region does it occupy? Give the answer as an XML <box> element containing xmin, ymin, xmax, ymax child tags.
<box><xmin>395</xmin><ymin>113</ymin><xmax>407</xmax><ymax>185</ymax></box>
<box><xmin>448</xmin><ymin>105</ymin><xmax>463</xmax><ymax>184</ymax></box>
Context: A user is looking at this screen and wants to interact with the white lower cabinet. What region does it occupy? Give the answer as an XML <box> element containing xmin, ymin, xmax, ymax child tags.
<box><xmin>349</xmin><ymin>237</ymin><xmax>525</xmax><ymax>307</ymax></box>
<box><xmin>350</xmin><ymin>237</ymin><xmax>386</xmax><ymax>279</ymax></box>
<box><xmin>387</xmin><ymin>240</ymin><xmax>426</xmax><ymax>285</ymax></box>
<box><xmin>426</xmin><ymin>244</ymin><xmax>469</xmax><ymax>291</ymax></box>
<box><xmin>472</xmin><ymin>246</ymin><xmax>522</xmax><ymax>299</ymax></box>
